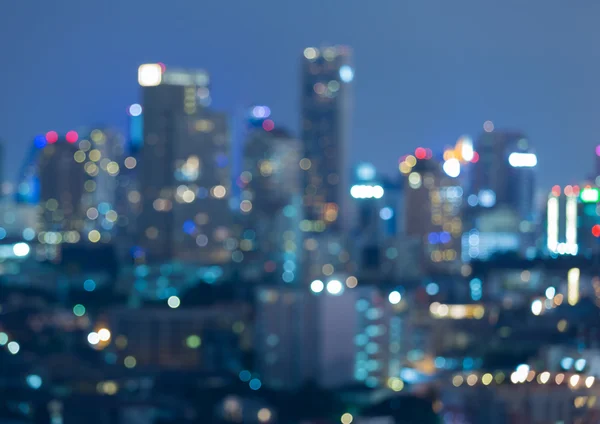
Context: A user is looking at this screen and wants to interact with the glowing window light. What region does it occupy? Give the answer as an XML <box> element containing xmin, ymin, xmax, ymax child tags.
<box><xmin>13</xmin><ymin>242</ymin><xmax>30</xmax><ymax>257</ymax></box>
<box><xmin>388</xmin><ymin>291</ymin><xmax>401</xmax><ymax>304</ymax></box>
<box><xmin>98</xmin><ymin>328</ymin><xmax>111</xmax><ymax>342</ymax></box>
<box><xmin>350</xmin><ymin>185</ymin><xmax>384</xmax><ymax>199</ymax></box>
<box><xmin>547</xmin><ymin>197</ymin><xmax>559</xmax><ymax>253</ymax></box>
<box><xmin>87</xmin><ymin>332</ymin><xmax>100</xmax><ymax>345</ymax></box>
<box><xmin>138</xmin><ymin>64</ymin><xmax>162</xmax><ymax>86</ymax></box>
<box><xmin>580</xmin><ymin>187</ymin><xmax>600</xmax><ymax>203</ymax></box>
<box><xmin>310</xmin><ymin>280</ymin><xmax>324</xmax><ymax>293</ymax></box>
<box><xmin>565</xmin><ymin>195</ymin><xmax>577</xmax><ymax>254</ymax></box>
<box><xmin>442</xmin><ymin>159</ymin><xmax>461</xmax><ymax>178</ymax></box>
<box><xmin>339</xmin><ymin>65</ymin><xmax>354</xmax><ymax>83</ymax></box>
<box><xmin>568</xmin><ymin>268</ymin><xmax>580</xmax><ymax>306</ymax></box>
<box><xmin>129</xmin><ymin>104</ymin><xmax>142</xmax><ymax>117</ymax></box>
<box><xmin>167</xmin><ymin>295</ymin><xmax>181</xmax><ymax>308</ymax></box>
<box><xmin>531</xmin><ymin>299</ymin><xmax>543</xmax><ymax>316</ymax></box>
<box><xmin>460</xmin><ymin>137</ymin><xmax>474</xmax><ymax>162</ymax></box>
<box><xmin>326</xmin><ymin>280</ymin><xmax>343</xmax><ymax>295</ymax></box>
<box><xmin>508</xmin><ymin>152</ymin><xmax>537</xmax><ymax>167</ymax></box>
<box><xmin>7</xmin><ymin>341</ymin><xmax>19</xmax><ymax>354</ymax></box>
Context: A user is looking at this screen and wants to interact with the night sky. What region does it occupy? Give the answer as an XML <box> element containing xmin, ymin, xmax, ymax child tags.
<box><xmin>2</xmin><ymin>0</ymin><xmax>599</xmax><ymax>188</ymax></box>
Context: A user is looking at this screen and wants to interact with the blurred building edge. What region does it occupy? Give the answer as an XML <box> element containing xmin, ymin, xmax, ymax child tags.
<box><xmin>105</xmin><ymin>302</ymin><xmax>251</xmax><ymax>371</ymax></box>
<box><xmin>237</xmin><ymin>123</ymin><xmax>303</xmax><ymax>284</ymax></box>
<box><xmin>136</xmin><ymin>65</ymin><xmax>233</xmax><ymax>276</ymax></box>
<box><xmin>301</xmin><ymin>45</ymin><xmax>353</xmax><ymax>234</ymax></box>
<box><xmin>254</xmin><ymin>285</ymin><xmax>400</xmax><ymax>390</ymax></box>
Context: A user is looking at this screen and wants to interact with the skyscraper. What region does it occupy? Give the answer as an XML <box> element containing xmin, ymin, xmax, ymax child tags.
<box><xmin>398</xmin><ymin>148</ymin><xmax>463</xmax><ymax>275</ymax></box>
<box><xmin>238</xmin><ymin>107</ymin><xmax>303</xmax><ymax>283</ymax></box>
<box><xmin>466</xmin><ymin>127</ymin><xmax>537</xmax><ymax>258</ymax></box>
<box><xmin>137</xmin><ymin>64</ymin><xmax>232</xmax><ymax>267</ymax></box>
<box><xmin>300</xmin><ymin>46</ymin><xmax>353</xmax><ymax>233</ymax></box>
<box><xmin>36</xmin><ymin>128</ymin><xmax>125</xmax><ymax>244</ymax></box>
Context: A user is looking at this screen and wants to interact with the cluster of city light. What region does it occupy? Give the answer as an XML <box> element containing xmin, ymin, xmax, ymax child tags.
<box><xmin>429</xmin><ymin>303</ymin><xmax>485</xmax><ymax>319</ymax></box>
<box><xmin>452</xmin><ymin>368</ymin><xmax>595</xmax><ymax>390</ymax></box>
<box><xmin>350</xmin><ymin>185</ymin><xmax>384</xmax><ymax>199</ymax></box>
<box><xmin>310</xmin><ymin>279</ymin><xmax>345</xmax><ymax>295</ymax></box>
<box><xmin>0</xmin><ymin>331</ymin><xmax>20</xmax><ymax>355</ymax></box>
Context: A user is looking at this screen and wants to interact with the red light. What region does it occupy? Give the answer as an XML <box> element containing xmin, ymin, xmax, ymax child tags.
<box><xmin>45</xmin><ymin>131</ymin><xmax>58</xmax><ymax>144</ymax></box>
<box><xmin>66</xmin><ymin>131</ymin><xmax>78</xmax><ymax>143</ymax></box>
<box><xmin>592</xmin><ymin>225</ymin><xmax>600</xmax><ymax>238</ymax></box>
<box><xmin>564</xmin><ymin>185</ymin><xmax>574</xmax><ymax>196</ymax></box>
<box><xmin>415</xmin><ymin>147</ymin><xmax>426</xmax><ymax>160</ymax></box>
<box><xmin>158</xmin><ymin>62</ymin><xmax>166</xmax><ymax>73</ymax></box>
<box><xmin>471</xmin><ymin>152</ymin><xmax>480</xmax><ymax>163</ymax></box>
<box><xmin>262</xmin><ymin>119</ymin><xmax>275</xmax><ymax>132</ymax></box>
<box><xmin>551</xmin><ymin>185</ymin><xmax>561</xmax><ymax>197</ymax></box>
<box><xmin>573</xmin><ymin>185</ymin><xmax>580</xmax><ymax>196</ymax></box>
<box><xmin>426</xmin><ymin>148</ymin><xmax>433</xmax><ymax>159</ymax></box>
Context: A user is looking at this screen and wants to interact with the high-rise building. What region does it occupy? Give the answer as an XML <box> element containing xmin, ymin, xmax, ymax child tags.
<box><xmin>35</xmin><ymin>129</ymin><xmax>125</xmax><ymax>244</ymax></box>
<box><xmin>350</xmin><ymin>162</ymin><xmax>403</xmax><ymax>281</ymax></box>
<box><xmin>237</xmin><ymin>107</ymin><xmax>303</xmax><ymax>283</ymax></box>
<box><xmin>255</xmin><ymin>284</ymin><xmax>400</xmax><ymax>389</ymax></box>
<box><xmin>300</xmin><ymin>46</ymin><xmax>353</xmax><ymax>233</ymax></box>
<box><xmin>137</xmin><ymin>64</ymin><xmax>232</xmax><ymax>267</ymax></box>
<box><xmin>465</xmin><ymin>127</ymin><xmax>537</xmax><ymax>259</ymax></box>
<box><xmin>398</xmin><ymin>147</ymin><xmax>464</xmax><ymax>274</ymax></box>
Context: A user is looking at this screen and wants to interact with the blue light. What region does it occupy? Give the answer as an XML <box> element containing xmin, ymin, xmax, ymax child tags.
<box><xmin>561</xmin><ymin>357</ymin><xmax>574</xmax><ymax>370</ymax></box>
<box><xmin>26</xmin><ymin>374</ymin><xmax>42</xmax><ymax>390</ymax></box>
<box><xmin>98</xmin><ymin>203</ymin><xmax>110</xmax><ymax>214</ymax></box>
<box><xmin>283</xmin><ymin>205</ymin><xmax>296</xmax><ymax>217</ymax></box>
<box><xmin>84</xmin><ymin>279</ymin><xmax>96</xmax><ymax>292</ymax></box>
<box><xmin>463</xmin><ymin>357</ymin><xmax>474</xmax><ymax>370</ymax></box>
<box><xmin>339</xmin><ymin>65</ymin><xmax>354</xmax><ymax>83</ymax></box>
<box><xmin>183</xmin><ymin>220</ymin><xmax>196</xmax><ymax>235</ymax></box>
<box><xmin>215</xmin><ymin>153</ymin><xmax>228</xmax><ymax>168</ymax></box>
<box><xmin>0</xmin><ymin>228</ymin><xmax>6</xmax><ymax>240</ymax></box>
<box><xmin>282</xmin><ymin>271</ymin><xmax>294</xmax><ymax>283</ymax></box>
<box><xmin>428</xmin><ymin>233</ymin><xmax>439</xmax><ymax>244</ymax></box>
<box><xmin>439</xmin><ymin>232</ymin><xmax>451</xmax><ymax>244</ymax></box>
<box><xmin>249</xmin><ymin>378</ymin><xmax>262</xmax><ymax>390</ymax></box>
<box><xmin>356</xmin><ymin>163</ymin><xmax>376</xmax><ymax>181</ymax></box>
<box><xmin>34</xmin><ymin>135</ymin><xmax>47</xmax><ymax>149</ymax></box>
<box><xmin>239</xmin><ymin>370</ymin><xmax>251</xmax><ymax>382</ymax></box>
<box><xmin>379</xmin><ymin>207</ymin><xmax>394</xmax><ymax>220</ymax></box>
<box><xmin>426</xmin><ymin>282</ymin><xmax>439</xmax><ymax>295</ymax></box>
<box><xmin>478</xmin><ymin>190</ymin><xmax>496</xmax><ymax>208</ymax></box>
<box><xmin>22</xmin><ymin>228</ymin><xmax>35</xmax><ymax>241</ymax></box>
<box><xmin>575</xmin><ymin>359</ymin><xmax>586</xmax><ymax>371</ymax></box>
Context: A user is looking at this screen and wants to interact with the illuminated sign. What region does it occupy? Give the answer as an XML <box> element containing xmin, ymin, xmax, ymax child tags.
<box><xmin>580</xmin><ymin>187</ymin><xmax>600</xmax><ymax>203</ymax></box>
<box><xmin>508</xmin><ymin>152</ymin><xmax>537</xmax><ymax>167</ymax></box>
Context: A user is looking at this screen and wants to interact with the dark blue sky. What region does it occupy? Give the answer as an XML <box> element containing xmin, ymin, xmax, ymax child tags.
<box><xmin>2</xmin><ymin>0</ymin><xmax>599</xmax><ymax>187</ymax></box>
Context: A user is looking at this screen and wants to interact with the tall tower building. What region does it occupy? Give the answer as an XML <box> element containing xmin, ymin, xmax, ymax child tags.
<box><xmin>300</xmin><ymin>46</ymin><xmax>353</xmax><ymax>233</ymax></box>
<box><xmin>398</xmin><ymin>148</ymin><xmax>464</xmax><ymax>275</ymax></box>
<box><xmin>465</xmin><ymin>126</ymin><xmax>537</xmax><ymax>259</ymax></box>
<box><xmin>137</xmin><ymin>64</ymin><xmax>232</xmax><ymax>266</ymax></box>
<box><xmin>36</xmin><ymin>129</ymin><xmax>125</xmax><ymax>244</ymax></box>
<box><xmin>238</xmin><ymin>107</ymin><xmax>303</xmax><ymax>283</ymax></box>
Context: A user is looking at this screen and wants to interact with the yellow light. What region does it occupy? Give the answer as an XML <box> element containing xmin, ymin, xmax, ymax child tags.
<box><xmin>387</xmin><ymin>377</ymin><xmax>404</xmax><ymax>392</ymax></box>
<box><xmin>258</xmin><ymin>408</ymin><xmax>272</xmax><ymax>423</ymax></box>
<box><xmin>124</xmin><ymin>356</ymin><xmax>136</xmax><ymax>368</ymax></box>
<box><xmin>340</xmin><ymin>413</ymin><xmax>353</xmax><ymax>424</ymax></box>
<box><xmin>570</xmin><ymin>374</ymin><xmax>580</xmax><ymax>387</ymax></box>
<box><xmin>568</xmin><ymin>268</ymin><xmax>580</xmax><ymax>306</ymax></box>
<box><xmin>345</xmin><ymin>276</ymin><xmax>358</xmax><ymax>288</ymax></box>
<box><xmin>240</xmin><ymin>200</ymin><xmax>252</xmax><ymax>212</ymax></box>
<box><xmin>399</xmin><ymin>162</ymin><xmax>412</xmax><ymax>174</ymax></box>
<box><xmin>98</xmin><ymin>328</ymin><xmax>111</xmax><ymax>341</ymax></box>
<box><xmin>212</xmin><ymin>185</ymin><xmax>227</xmax><ymax>199</ymax></box>
<box><xmin>88</xmin><ymin>230</ymin><xmax>101</xmax><ymax>243</ymax></box>
<box><xmin>74</xmin><ymin>150</ymin><xmax>86</xmax><ymax>163</ymax></box>
<box><xmin>557</xmin><ymin>319</ymin><xmax>568</xmax><ymax>332</ymax></box>
<box><xmin>89</xmin><ymin>149</ymin><xmax>101</xmax><ymax>162</ymax></box>
<box><xmin>107</xmin><ymin>161</ymin><xmax>119</xmax><ymax>176</ymax></box>
<box><xmin>405</xmin><ymin>155</ymin><xmax>417</xmax><ymax>167</ymax></box>
<box><xmin>586</xmin><ymin>376</ymin><xmax>595</xmax><ymax>388</ymax></box>
<box><xmin>555</xmin><ymin>373</ymin><xmax>565</xmax><ymax>385</ymax></box>
<box><xmin>481</xmin><ymin>373</ymin><xmax>493</xmax><ymax>385</ymax></box>
<box><xmin>138</xmin><ymin>64</ymin><xmax>162</xmax><ymax>87</ymax></box>
<box><xmin>538</xmin><ymin>371</ymin><xmax>550</xmax><ymax>384</ymax></box>
<box><xmin>466</xmin><ymin>374</ymin><xmax>478</xmax><ymax>386</ymax></box>
<box><xmin>452</xmin><ymin>375</ymin><xmax>463</xmax><ymax>387</ymax></box>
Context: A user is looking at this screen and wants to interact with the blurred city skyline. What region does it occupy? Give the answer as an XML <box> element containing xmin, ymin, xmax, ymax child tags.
<box><xmin>2</xmin><ymin>0</ymin><xmax>600</xmax><ymax>187</ymax></box>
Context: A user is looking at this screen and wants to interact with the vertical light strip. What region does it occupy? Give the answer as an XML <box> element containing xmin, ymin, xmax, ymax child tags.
<box><xmin>566</xmin><ymin>195</ymin><xmax>578</xmax><ymax>255</ymax></box>
<box><xmin>547</xmin><ymin>196</ymin><xmax>559</xmax><ymax>253</ymax></box>
<box><xmin>568</xmin><ymin>267</ymin><xmax>580</xmax><ymax>306</ymax></box>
